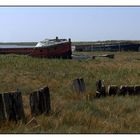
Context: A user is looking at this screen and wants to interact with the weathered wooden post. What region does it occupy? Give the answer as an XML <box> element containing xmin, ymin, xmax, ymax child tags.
<box><xmin>79</xmin><ymin>78</ymin><xmax>86</xmax><ymax>93</ymax></box>
<box><xmin>96</xmin><ymin>80</ymin><xmax>106</xmax><ymax>98</ymax></box>
<box><xmin>38</xmin><ymin>87</ymin><xmax>51</xmax><ymax>115</ymax></box>
<box><xmin>135</xmin><ymin>85</ymin><xmax>140</xmax><ymax>95</ymax></box>
<box><xmin>13</xmin><ymin>92</ymin><xmax>25</xmax><ymax>121</ymax></box>
<box><xmin>73</xmin><ymin>79</ymin><xmax>80</xmax><ymax>94</ymax></box>
<box><xmin>30</xmin><ymin>91</ymin><xmax>40</xmax><ymax>116</ymax></box>
<box><xmin>127</xmin><ymin>86</ymin><xmax>135</xmax><ymax>95</ymax></box>
<box><xmin>118</xmin><ymin>85</ymin><xmax>128</xmax><ymax>96</ymax></box>
<box><xmin>107</xmin><ymin>85</ymin><xmax>119</xmax><ymax>96</ymax></box>
<box><xmin>72</xmin><ymin>78</ymin><xmax>86</xmax><ymax>94</ymax></box>
<box><xmin>29</xmin><ymin>86</ymin><xmax>51</xmax><ymax>116</ymax></box>
<box><xmin>0</xmin><ymin>94</ymin><xmax>5</xmax><ymax>120</ymax></box>
<box><xmin>0</xmin><ymin>91</ymin><xmax>25</xmax><ymax>122</ymax></box>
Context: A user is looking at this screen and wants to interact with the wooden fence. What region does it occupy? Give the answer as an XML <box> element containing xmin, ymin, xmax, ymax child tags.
<box><xmin>0</xmin><ymin>80</ymin><xmax>140</xmax><ymax>123</ymax></box>
<box><xmin>72</xmin><ymin>79</ymin><xmax>140</xmax><ymax>97</ymax></box>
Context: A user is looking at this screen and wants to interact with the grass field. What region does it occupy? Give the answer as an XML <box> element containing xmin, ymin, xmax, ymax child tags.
<box><xmin>0</xmin><ymin>51</ymin><xmax>140</xmax><ymax>133</ymax></box>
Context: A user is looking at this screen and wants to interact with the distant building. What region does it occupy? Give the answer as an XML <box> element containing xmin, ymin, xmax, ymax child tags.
<box><xmin>75</xmin><ymin>43</ymin><xmax>140</xmax><ymax>52</ymax></box>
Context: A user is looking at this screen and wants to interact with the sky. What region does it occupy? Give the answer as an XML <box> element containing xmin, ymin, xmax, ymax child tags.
<box><xmin>0</xmin><ymin>7</ymin><xmax>140</xmax><ymax>42</ymax></box>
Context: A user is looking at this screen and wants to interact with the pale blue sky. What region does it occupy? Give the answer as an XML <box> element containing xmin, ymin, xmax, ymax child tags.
<box><xmin>0</xmin><ymin>7</ymin><xmax>140</xmax><ymax>42</ymax></box>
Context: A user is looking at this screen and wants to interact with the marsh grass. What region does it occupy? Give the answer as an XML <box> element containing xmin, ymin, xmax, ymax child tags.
<box><xmin>0</xmin><ymin>52</ymin><xmax>140</xmax><ymax>133</ymax></box>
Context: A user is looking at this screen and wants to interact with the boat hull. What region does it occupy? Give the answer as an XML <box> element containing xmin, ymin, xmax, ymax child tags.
<box><xmin>0</xmin><ymin>42</ymin><xmax>72</xmax><ymax>59</ymax></box>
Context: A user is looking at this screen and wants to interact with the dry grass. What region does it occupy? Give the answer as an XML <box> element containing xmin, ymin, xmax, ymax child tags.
<box><xmin>0</xmin><ymin>52</ymin><xmax>140</xmax><ymax>133</ymax></box>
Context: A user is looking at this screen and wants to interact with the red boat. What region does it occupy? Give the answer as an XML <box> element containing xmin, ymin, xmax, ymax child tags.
<box><xmin>0</xmin><ymin>37</ymin><xmax>72</xmax><ymax>59</ymax></box>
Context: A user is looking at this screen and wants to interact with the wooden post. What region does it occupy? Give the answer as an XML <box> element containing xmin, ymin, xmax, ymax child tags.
<box><xmin>127</xmin><ymin>86</ymin><xmax>135</xmax><ymax>95</ymax></box>
<box><xmin>0</xmin><ymin>91</ymin><xmax>25</xmax><ymax>122</ymax></box>
<box><xmin>73</xmin><ymin>79</ymin><xmax>80</xmax><ymax>94</ymax></box>
<box><xmin>11</xmin><ymin>92</ymin><xmax>25</xmax><ymax>121</ymax></box>
<box><xmin>96</xmin><ymin>80</ymin><xmax>106</xmax><ymax>98</ymax></box>
<box><xmin>0</xmin><ymin>94</ymin><xmax>5</xmax><ymax>120</ymax></box>
<box><xmin>108</xmin><ymin>85</ymin><xmax>119</xmax><ymax>96</ymax></box>
<box><xmin>118</xmin><ymin>85</ymin><xmax>128</xmax><ymax>96</ymax></box>
<box><xmin>30</xmin><ymin>91</ymin><xmax>40</xmax><ymax>116</ymax></box>
<box><xmin>135</xmin><ymin>85</ymin><xmax>140</xmax><ymax>95</ymax></box>
<box><xmin>29</xmin><ymin>86</ymin><xmax>51</xmax><ymax>116</ymax></box>
<box><xmin>72</xmin><ymin>78</ymin><xmax>86</xmax><ymax>94</ymax></box>
<box><xmin>38</xmin><ymin>87</ymin><xmax>51</xmax><ymax>115</ymax></box>
<box><xmin>2</xmin><ymin>93</ymin><xmax>12</xmax><ymax>120</ymax></box>
<box><xmin>79</xmin><ymin>78</ymin><xmax>86</xmax><ymax>93</ymax></box>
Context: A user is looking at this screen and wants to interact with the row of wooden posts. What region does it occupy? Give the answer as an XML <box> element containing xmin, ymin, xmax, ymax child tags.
<box><xmin>0</xmin><ymin>79</ymin><xmax>140</xmax><ymax>123</ymax></box>
<box><xmin>0</xmin><ymin>86</ymin><xmax>51</xmax><ymax>123</ymax></box>
<box><xmin>72</xmin><ymin>79</ymin><xmax>140</xmax><ymax>97</ymax></box>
